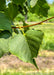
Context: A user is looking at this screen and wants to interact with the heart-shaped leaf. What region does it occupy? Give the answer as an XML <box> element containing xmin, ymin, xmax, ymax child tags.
<box><xmin>9</xmin><ymin>30</ymin><xmax>44</xmax><ymax>69</ymax></box>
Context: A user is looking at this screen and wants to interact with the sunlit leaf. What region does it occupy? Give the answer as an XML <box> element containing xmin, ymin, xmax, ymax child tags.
<box><xmin>30</xmin><ymin>0</ymin><xmax>38</xmax><ymax>7</ymax></box>
<box><xmin>0</xmin><ymin>31</ymin><xmax>11</xmax><ymax>57</ymax></box>
<box><xmin>9</xmin><ymin>30</ymin><xmax>44</xmax><ymax>69</ymax></box>
<box><xmin>9</xmin><ymin>34</ymin><xmax>33</xmax><ymax>63</ymax></box>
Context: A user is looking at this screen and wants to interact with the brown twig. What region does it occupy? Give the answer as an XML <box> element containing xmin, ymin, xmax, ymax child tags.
<box><xmin>12</xmin><ymin>16</ymin><xmax>54</xmax><ymax>28</ymax></box>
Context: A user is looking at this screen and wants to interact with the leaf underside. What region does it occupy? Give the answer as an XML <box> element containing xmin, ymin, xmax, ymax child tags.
<box><xmin>9</xmin><ymin>30</ymin><xmax>44</xmax><ymax>69</ymax></box>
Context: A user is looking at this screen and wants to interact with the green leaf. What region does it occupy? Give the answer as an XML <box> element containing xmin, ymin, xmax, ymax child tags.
<box><xmin>0</xmin><ymin>0</ymin><xmax>6</xmax><ymax>11</ymax></box>
<box><xmin>30</xmin><ymin>0</ymin><xmax>38</xmax><ymax>7</ymax></box>
<box><xmin>9</xmin><ymin>30</ymin><xmax>44</xmax><ymax>69</ymax></box>
<box><xmin>12</xmin><ymin>0</ymin><xmax>25</xmax><ymax>5</ymax></box>
<box><xmin>0</xmin><ymin>31</ymin><xmax>11</xmax><ymax>58</ymax></box>
<box><xmin>0</xmin><ymin>13</ymin><xmax>12</xmax><ymax>32</ymax></box>
<box><xmin>9</xmin><ymin>34</ymin><xmax>38</xmax><ymax>69</ymax></box>
<box><xmin>25</xmin><ymin>30</ymin><xmax>44</xmax><ymax>57</ymax></box>
<box><xmin>9</xmin><ymin>34</ymin><xmax>33</xmax><ymax>63</ymax></box>
<box><xmin>5</xmin><ymin>3</ymin><xmax>18</xmax><ymax>21</ymax></box>
<box><xmin>29</xmin><ymin>0</ymin><xmax>50</xmax><ymax>17</ymax></box>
